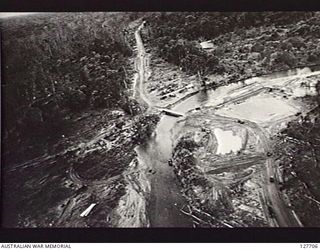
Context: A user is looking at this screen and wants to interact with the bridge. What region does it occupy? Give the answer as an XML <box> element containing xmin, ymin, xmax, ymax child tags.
<box><xmin>156</xmin><ymin>107</ymin><xmax>185</xmax><ymax>117</ymax></box>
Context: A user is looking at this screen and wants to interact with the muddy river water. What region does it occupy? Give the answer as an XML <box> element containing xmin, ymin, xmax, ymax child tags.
<box><xmin>136</xmin><ymin>93</ymin><xmax>208</xmax><ymax>227</ymax></box>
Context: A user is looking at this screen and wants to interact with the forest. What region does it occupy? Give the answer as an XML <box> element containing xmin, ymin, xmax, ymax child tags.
<box><xmin>143</xmin><ymin>12</ymin><xmax>319</xmax><ymax>77</ymax></box>
<box><xmin>1</xmin><ymin>12</ymin><xmax>139</xmax><ymax>164</ymax></box>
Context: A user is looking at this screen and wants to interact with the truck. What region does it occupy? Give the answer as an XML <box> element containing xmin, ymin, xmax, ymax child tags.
<box><xmin>268</xmin><ymin>205</ymin><xmax>275</xmax><ymax>217</ymax></box>
<box><xmin>269</xmin><ymin>176</ymin><xmax>275</xmax><ymax>183</ymax></box>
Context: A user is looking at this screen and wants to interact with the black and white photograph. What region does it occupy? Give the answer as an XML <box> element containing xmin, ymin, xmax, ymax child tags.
<box><xmin>1</xmin><ymin>11</ymin><xmax>320</xmax><ymax>230</ymax></box>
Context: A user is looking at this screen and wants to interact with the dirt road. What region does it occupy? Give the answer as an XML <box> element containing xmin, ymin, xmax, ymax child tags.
<box><xmin>133</xmin><ymin>22</ymin><xmax>152</xmax><ymax>107</ymax></box>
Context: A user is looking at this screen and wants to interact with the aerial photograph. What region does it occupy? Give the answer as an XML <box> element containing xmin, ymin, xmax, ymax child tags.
<box><xmin>1</xmin><ymin>12</ymin><xmax>320</xmax><ymax>228</ymax></box>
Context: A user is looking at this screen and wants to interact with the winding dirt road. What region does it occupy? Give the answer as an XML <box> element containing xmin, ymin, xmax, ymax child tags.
<box><xmin>133</xmin><ymin>22</ymin><xmax>152</xmax><ymax>107</ymax></box>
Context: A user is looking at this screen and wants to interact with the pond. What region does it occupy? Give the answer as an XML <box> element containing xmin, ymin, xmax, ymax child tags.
<box><xmin>213</xmin><ymin>128</ymin><xmax>242</xmax><ymax>155</ymax></box>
